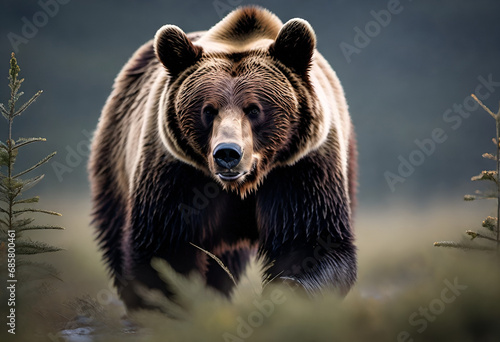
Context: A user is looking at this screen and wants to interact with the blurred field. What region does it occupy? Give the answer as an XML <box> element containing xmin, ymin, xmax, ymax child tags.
<box><xmin>2</xmin><ymin>194</ymin><xmax>500</xmax><ymax>342</ymax></box>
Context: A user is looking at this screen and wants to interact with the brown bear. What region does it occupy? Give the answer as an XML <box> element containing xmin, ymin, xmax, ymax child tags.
<box><xmin>89</xmin><ymin>6</ymin><xmax>357</xmax><ymax>310</ymax></box>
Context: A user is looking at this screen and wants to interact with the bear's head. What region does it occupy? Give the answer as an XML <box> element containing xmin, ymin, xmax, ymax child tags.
<box><xmin>154</xmin><ymin>8</ymin><xmax>324</xmax><ymax>196</ymax></box>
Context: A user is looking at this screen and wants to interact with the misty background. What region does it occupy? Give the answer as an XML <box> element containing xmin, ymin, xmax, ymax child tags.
<box><xmin>1</xmin><ymin>0</ymin><xmax>500</xmax><ymax>210</ymax></box>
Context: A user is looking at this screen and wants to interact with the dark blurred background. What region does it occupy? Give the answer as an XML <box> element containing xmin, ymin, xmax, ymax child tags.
<box><xmin>1</xmin><ymin>0</ymin><xmax>500</xmax><ymax>208</ymax></box>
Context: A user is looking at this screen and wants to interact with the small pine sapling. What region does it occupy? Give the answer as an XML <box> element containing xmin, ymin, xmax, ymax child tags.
<box><xmin>0</xmin><ymin>53</ymin><xmax>64</xmax><ymax>283</ymax></box>
<box><xmin>434</xmin><ymin>94</ymin><xmax>500</xmax><ymax>252</ymax></box>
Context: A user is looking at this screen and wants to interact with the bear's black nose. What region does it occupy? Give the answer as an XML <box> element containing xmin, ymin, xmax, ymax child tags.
<box><xmin>213</xmin><ymin>143</ymin><xmax>242</xmax><ymax>169</ymax></box>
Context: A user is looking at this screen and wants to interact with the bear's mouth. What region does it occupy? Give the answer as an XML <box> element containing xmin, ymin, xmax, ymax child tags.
<box><xmin>216</xmin><ymin>171</ymin><xmax>246</xmax><ymax>181</ymax></box>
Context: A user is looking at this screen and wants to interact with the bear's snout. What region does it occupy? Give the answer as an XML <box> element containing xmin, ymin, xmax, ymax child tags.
<box><xmin>213</xmin><ymin>143</ymin><xmax>244</xmax><ymax>181</ymax></box>
<box><xmin>213</xmin><ymin>143</ymin><xmax>242</xmax><ymax>169</ymax></box>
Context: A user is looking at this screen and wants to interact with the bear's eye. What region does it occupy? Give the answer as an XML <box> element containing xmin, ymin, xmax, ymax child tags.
<box><xmin>245</xmin><ymin>105</ymin><xmax>262</xmax><ymax>121</ymax></box>
<box><xmin>202</xmin><ymin>105</ymin><xmax>218</xmax><ymax>126</ymax></box>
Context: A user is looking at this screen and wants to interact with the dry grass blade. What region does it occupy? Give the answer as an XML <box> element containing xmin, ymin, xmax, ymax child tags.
<box><xmin>189</xmin><ymin>242</ymin><xmax>236</xmax><ymax>286</ymax></box>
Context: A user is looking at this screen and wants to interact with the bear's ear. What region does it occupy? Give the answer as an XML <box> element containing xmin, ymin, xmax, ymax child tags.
<box><xmin>154</xmin><ymin>25</ymin><xmax>203</xmax><ymax>76</ymax></box>
<box><xmin>269</xmin><ymin>18</ymin><xmax>316</xmax><ymax>76</ymax></box>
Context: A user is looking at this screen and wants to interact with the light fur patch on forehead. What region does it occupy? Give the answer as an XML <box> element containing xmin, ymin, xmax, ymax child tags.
<box><xmin>195</xmin><ymin>7</ymin><xmax>283</xmax><ymax>53</ymax></box>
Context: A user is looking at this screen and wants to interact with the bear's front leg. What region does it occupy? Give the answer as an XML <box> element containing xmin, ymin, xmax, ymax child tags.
<box><xmin>256</xmin><ymin>153</ymin><xmax>357</xmax><ymax>296</ymax></box>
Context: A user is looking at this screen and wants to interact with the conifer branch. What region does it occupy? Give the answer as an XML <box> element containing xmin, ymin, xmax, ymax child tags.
<box><xmin>483</xmin><ymin>153</ymin><xmax>497</xmax><ymax>161</ymax></box>
<box><xmin>13</xmin><ymin>137</ymin><xmax>46</xmax><ymax>150</ymax></box>
<box><xmin>17</xmin><ymin>225</ymin><xmax>65</xmax><ymax>232</ymax></box>
<box><xmin>471</xmin><ymin>94</ymin><xmax>498</xmax><ymax>119</ymax></box>
<box><xmin>482</xmin><ymin>216</ymin><xmax>497</xmax><ymax>231</ymax></box>
<box><xmin>433</xmin><ymin>241</ymin><xmax>496</xmax><ymax>251</ymax></box>
<box><xmin>464</xmin><ymin>194</ymin><xmax>476</xmax><ymax>201</ymax></box>
<box><xmin>13</xmin><ymin>208</ymin><xmax>62</xmax><ymax>216</ymax></box>
<box><xmin>13</xmin><ymin>196</ymin><xmax>39</xmax><ymax>205</ymax></box>
<box><xmin>21</xmin><ymin>174</ymin><xmax>44</xmax><ymax>192</ymax></box>
<box><xmin>0</xmin><ymin>104</ymin><xmax>7</xmax><ymax>120</ymax></box>
<box><xmin>13</xmin><ymin>151</ymin><xmax>56</xmax><ymax>178</ymax></box>
<box><xmin>466</xmin><ymin>230</ymin><xmax>497</xmax><ymax>242</ymax></box>
<box><xmin>16</xmin><ymin>240</ymin><xmax>64</xmax><ymax>255</ymax></box>
<box><xmin>14</xmin><ymin>90</ymin><xmax>42</xmax><ymax>118</ymax></box>
<box><xmin>12</xmin><ymin>218</ymin><xmax>34</xmax><ymax>228</ymax></box>
<box><xmin>471</xmin><ymin>171</ymin><xmax>498</xmax><ymax>184</ymax></box>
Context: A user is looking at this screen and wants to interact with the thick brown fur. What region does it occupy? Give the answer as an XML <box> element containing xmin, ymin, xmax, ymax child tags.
<box><xmin>89</xmin><ymin>6</ymin><xmax>357</xmax><ymax>310</ymax></box>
